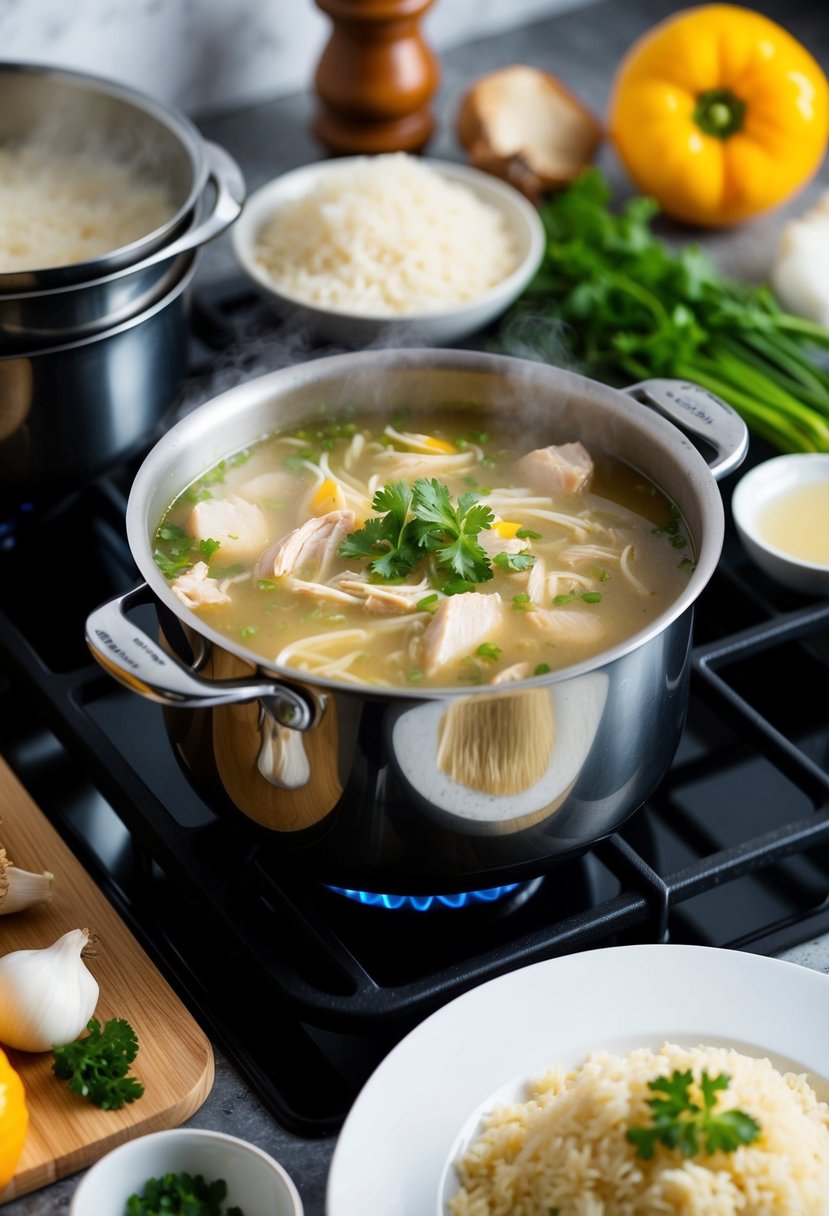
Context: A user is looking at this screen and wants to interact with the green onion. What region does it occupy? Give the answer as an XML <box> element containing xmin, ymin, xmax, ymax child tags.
<box><xmin>476</xmin><ymin>642</ymin><xmax>502</xmax><ymax>661</ymax></box>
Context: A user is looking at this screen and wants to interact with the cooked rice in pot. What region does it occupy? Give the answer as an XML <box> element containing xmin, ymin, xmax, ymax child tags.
<box><xmin>448</xmin><ymin>1042</ymin><xmax>829</xmax><ymax>1216</ymax></box>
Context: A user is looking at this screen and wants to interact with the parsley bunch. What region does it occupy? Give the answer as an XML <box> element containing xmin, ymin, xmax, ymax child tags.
<box><xmin>500</xmin><ymin>168</ymin><xmax>829</xmax><ymax>454</ymax></box>
<box><xmin>626</xmin><ymin>1069</ymin><xmax>761</xmax><ymax>1160</ymax></box>
<box><xmin>52</xmin><ymin>1017</ymin><xmax>145</xmax><ymax>1110</ymax></box>
<box><xmin>338</xmin><ymin>477</ymin><xmax>495</xmax><ymax>586</ymax></box>
<box><xmin>126</xmin><ymin>1172</ymin><xmax>244</xmax><ymax>1216</ymax></box>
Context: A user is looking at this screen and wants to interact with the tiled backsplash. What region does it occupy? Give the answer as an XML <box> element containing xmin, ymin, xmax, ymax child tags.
<box><xmin>0</xmin><ymin>0</ymin><xmax>592</xmax><ymax>117</ymax></box>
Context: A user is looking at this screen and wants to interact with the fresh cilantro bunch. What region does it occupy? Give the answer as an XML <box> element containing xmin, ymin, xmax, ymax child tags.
<box><xmin>499</xmin><ymin>167</ymin><xmax>829</xmax><ymax>454</ymax></box>
<box><xmin>626</xmin><ymin>1069</ymin><xmax>761</xmax><ymax>1160</ymax></box>
<box><xmin>338</xmin><ymin>477</ymin><xmax>495</xmax><ymax>585</ymax></box>
<box><xmin>52</xmin><ymin>1017</ymin><xmax>145</xmax><ymax>1110</ymax></box>
<box><xmin>125</xmin><ymin>1172</ymin><xmax>244</xmax><ymax>1216</ymax></box>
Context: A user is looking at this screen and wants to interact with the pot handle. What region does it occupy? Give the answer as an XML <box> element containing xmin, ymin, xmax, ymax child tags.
<box><xmin>85</xmin><ymin>584</ymin><xmax>318</xmax><ymax>731</ymax></box>
<box><xmin>121</xmin><ymin>141</ymin><xmax>246</xmax><ymax>273</ymax></box>
<box><xmin>623</xmin><ymin>378</ymin><xmax>749</xmax><ymax>481</ymax></box>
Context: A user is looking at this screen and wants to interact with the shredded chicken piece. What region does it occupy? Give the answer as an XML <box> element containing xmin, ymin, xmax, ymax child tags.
<box><xmin>419</xmin><ymin>592</ymin><xmax>503</xmax><ymax>676</ymax></box>
<box><xmin>255</xmin><ymin>509</ymin><xmax>355</xmax><ymax>582</ymax></box>
<box><xmin>187</xmin><ymin>495</ymin><xmax>270</xmax><ymax>563</ymax></box>
<box><xmin>239</xmin><ymin>471</ymin><xmax>297</xmax><ymax>505</ymax></box>
<box><xmin>529</xmin><ymin>604</ymin><xmax>604</xmax><ymax>646</ymax></box>
<box><xmin>331</xmin><ymin>573</ymin><xmax>434</xmax><ymax>616</ymax></box>
<box><xmin>515</xmin><ymin>441</ymin><xmax>593</xmax><ymax>496</ymax></box>
<box><xmin>287</xmin><ymin>579</ymin><xmax>363</xmax><ymax>606</ymax></box>
<box><xmin>170</xmin><ymin>561</ymin><xmax>231</xmax><ymax>609</ymax></box>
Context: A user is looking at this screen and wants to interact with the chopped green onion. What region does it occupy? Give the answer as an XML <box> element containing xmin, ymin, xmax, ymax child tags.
<box><xmin>476</xmin><ymin>642</ymin><xmax>502</xmax><ymax>661</ymax></box>
<box><xmin>416</xmin><ymin>593</ymin><xmax>440</xmax><ymax>613</ymax></box>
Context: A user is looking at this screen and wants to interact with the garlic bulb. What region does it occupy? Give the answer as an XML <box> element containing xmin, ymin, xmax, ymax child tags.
<box><xmin>771</xmin><ymin>192</ymin><xmax>829</xmax><ymax>325</ymax></box>
<box><xmin>0</xmin><ymin>847</ymin><xmax>54</xmax><ymax>915</ymax></box>
<box><xmin>0</xmin><ymin>928</ymin><xmax>99</xmax><ymax>1052</ymax></box>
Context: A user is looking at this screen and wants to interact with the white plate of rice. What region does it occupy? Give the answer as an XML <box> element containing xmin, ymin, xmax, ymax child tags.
<box><xmin>325</xmin><ymin>943</ymin><xmax>829</xmax><ymax>1216</ymax></box>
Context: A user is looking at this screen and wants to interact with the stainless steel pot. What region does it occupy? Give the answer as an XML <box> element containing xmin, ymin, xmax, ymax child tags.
<box><xmin>85</xmin><ymin>351</ymin><xmax>749</xmax><ymax>892</ymax></box>
<box><xmin>0</xmin><ymin>251</ymin><xmax>198</xmax><ymax>500</ymax></box>
<box><xmin>0</xmin><ymin>141</ymin><xmax>244</xmax><ymax>350</ymax></box>
<box><xmin>0</xmin><ymin>62</ymin><xmax>245</xmax><ymax>291</ymax></box>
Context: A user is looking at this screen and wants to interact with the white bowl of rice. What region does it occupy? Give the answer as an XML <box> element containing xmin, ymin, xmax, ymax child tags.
<box><xmin>231</xmin><ymin>152</ymin><xmax>545</xmax><ymax>347</ymax></box>
<box><xmin>440</xmin><ymin>1041</ymin><xmax>829</xmax><ymax>1215</ymax></box>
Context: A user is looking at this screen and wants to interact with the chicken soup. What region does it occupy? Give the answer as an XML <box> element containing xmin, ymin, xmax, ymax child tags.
<box><xmin>153</xmin><ymin>410</ymin><xmax>694</xmax><ymax>689</ymax></box>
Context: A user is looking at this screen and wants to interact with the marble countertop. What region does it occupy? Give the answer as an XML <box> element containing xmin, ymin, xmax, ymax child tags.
<box><xmin>6</xmin><ymin>0</ymin><xmax>829</xmax><ymax>1212</ymax></box>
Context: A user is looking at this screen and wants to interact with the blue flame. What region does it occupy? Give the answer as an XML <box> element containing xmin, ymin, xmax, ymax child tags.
<box><xmin>326</xmin><ymin>884</ymin><xmax>521</xmax><ymax>911</ymax></box>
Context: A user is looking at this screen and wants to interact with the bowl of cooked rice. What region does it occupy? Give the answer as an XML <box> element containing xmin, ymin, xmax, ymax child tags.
<box><xmin>440</xmin><ymin>1041</ymin><xmax>829</xmax><ymax>1215</ymax></box>
<box><xmin>231</xmin><ymin>152</ymin><xmax>545</xmax><ymax>346</ymax></box>
<box><xmin>326</xmin><ymin>944</ymin><xmax>829</xmax><ymax>1216</ymax></box>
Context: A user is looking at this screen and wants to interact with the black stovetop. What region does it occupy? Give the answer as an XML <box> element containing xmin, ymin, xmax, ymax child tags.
<box><xmin>2</xmin><ymin>281</ymin><xmax>829</xmax><ymax>1138</ymax></box>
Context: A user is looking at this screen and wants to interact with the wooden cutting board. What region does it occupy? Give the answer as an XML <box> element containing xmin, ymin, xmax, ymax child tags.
<box><xmin>0</xmin><ymin>756</ymin><xmax>215</xmax><ymax>1202</ymax></box>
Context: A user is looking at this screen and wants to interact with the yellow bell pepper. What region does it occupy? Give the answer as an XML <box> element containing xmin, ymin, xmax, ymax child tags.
<box><xmin>0</xmin><ymin>1047</ymin><xmax>28</xmax><ymax>1191</ymax></box>
<box><xmin>608</xmin><ymin>4</ymin><xmax>829</xmax><ymax>227</ymax></box>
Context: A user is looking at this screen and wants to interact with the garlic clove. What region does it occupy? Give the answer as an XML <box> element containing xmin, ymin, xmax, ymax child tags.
<box><xmin>0</xmin><ymin>847</ymin><xmax>54</xmax><ymax>915</ymax></box>
<box><xmin>771</xmin><ymin>193</ymin><xmax>829</xmax><ymax>325</ymax></box>
<box><xmin>0</xmin><ymin>927</ymin><xmax>99</xmax><ymax>1053</ymax></box>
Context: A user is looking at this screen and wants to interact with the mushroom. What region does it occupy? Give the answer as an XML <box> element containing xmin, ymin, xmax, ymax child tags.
<box><xmin>456</xmin><ymin>65</ymin><xmax>603</xmax><ymax>204</ymax></box>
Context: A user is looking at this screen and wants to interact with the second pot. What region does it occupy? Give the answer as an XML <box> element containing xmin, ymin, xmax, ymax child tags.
<box><xmin>0</xmin><ymin>141</ymin><xmax>244</xmax><ymax>352</ymax></box>
<box><xmin>0</xmin><ymin>252</ymin><xmax>199</xmax><ymax>505</ymax></box>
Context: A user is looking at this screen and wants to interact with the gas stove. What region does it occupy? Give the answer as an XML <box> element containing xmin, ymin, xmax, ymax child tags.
<box><xmin>2</xmin><ymin>280</ymin><xmax>829</xmax><ymax>1139</ymax></box>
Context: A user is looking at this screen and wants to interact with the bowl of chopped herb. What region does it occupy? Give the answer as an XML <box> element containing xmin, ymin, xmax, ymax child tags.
<box><xmin>69</xmin><ymin>1127</ymin><xmax>303</xmax><ymax>1216</ymax></box>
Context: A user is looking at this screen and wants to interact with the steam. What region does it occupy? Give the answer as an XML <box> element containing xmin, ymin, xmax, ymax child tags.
<box><xmin>169</xmin><ymin>285</ymin><xmax>633</xmax><ymax>475</ymax></box>
<box><xmin>173</xmin><ymin>294</ymin><xmax>440</xmax><ymax>421</ymax></box>
<box><xmin>495</xmin><ymin>308</ymin><xmax>581</xmax><ymax>375</ymax></box>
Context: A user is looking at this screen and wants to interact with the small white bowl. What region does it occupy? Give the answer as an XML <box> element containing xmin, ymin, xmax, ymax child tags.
<box><xmin>231</xmin><ymin>156</ymin><xmax>545</xmax><ymax>347</ymax></box>
<box><xmin>69</xmin><ymin>1127</ymin><xmax>303</xmax><ymax>1216</ymax></box>
<box><xmin>731</xmin><ymin>452</ymin><xmax>829</xmax><ymax>596</ymax></box>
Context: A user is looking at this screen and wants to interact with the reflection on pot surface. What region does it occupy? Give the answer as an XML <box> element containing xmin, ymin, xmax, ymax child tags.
<box><xmin>392</xmin><ymin>673</ymin><xmax>608</xmax><ymax>829</ymax></box>
<box><xmin>152</xmin><ymin>573</ymin><xmax>690</xmax><ymax>892</ymax></box>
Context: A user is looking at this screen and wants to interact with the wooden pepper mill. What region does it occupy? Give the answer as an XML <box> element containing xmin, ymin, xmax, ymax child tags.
<box><xmin>312</xmin><ymin>0</ymin><xmax>440</xmax><ymax>156</ymax></box>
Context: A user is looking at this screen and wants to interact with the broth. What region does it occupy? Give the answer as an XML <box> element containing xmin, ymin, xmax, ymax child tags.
<box><xmin>154</xmin><ymin>409</ymin><xmax>694</xmax><ymax>689</ymax></box>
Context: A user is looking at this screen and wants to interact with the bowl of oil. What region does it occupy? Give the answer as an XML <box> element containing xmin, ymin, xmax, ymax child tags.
<box><xmin>731</xmin><ymin>452</ymin><xmax>829</xmax><ymax>596</ymax></box>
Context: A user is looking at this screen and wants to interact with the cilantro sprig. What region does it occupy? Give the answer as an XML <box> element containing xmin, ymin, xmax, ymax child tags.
<box><xmin>153</xmin><ymin>522</ymin><xmax>220</xmax><ymax>579</ymax></box>
<box><xmin>338</xmin><ymin>477</ymin><xmax>495</xmax><ymax>584</ymax></box>
<box><xmin>626</xmin><ymin>1069</ymin><xmax>761</xmax><ymax>1160</ymax></box>
<box><xmin>126</xmin><ymin>1172</ymin><xmax>244</xmax><ymax>1216</ymax></box>
<box><xmin>52</xmin><ymin>1017</ymin><xmax>145</xmax><ymax>1110</ymax></box>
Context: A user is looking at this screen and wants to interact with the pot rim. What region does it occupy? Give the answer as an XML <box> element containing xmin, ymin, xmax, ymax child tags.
<box><xmin>126</xmin><ymin>348</ymin><xmax>726</xmax><ymax>700</ymax></box>
<box><xmin>0</xmin><ymin>250</ymin><xmax>199</xmax><ymax>359</ymax></box>
<box><xmin>0</xmin><ymin>60</ymin><xmax>209</xmax><ymax>289</ymax></box>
